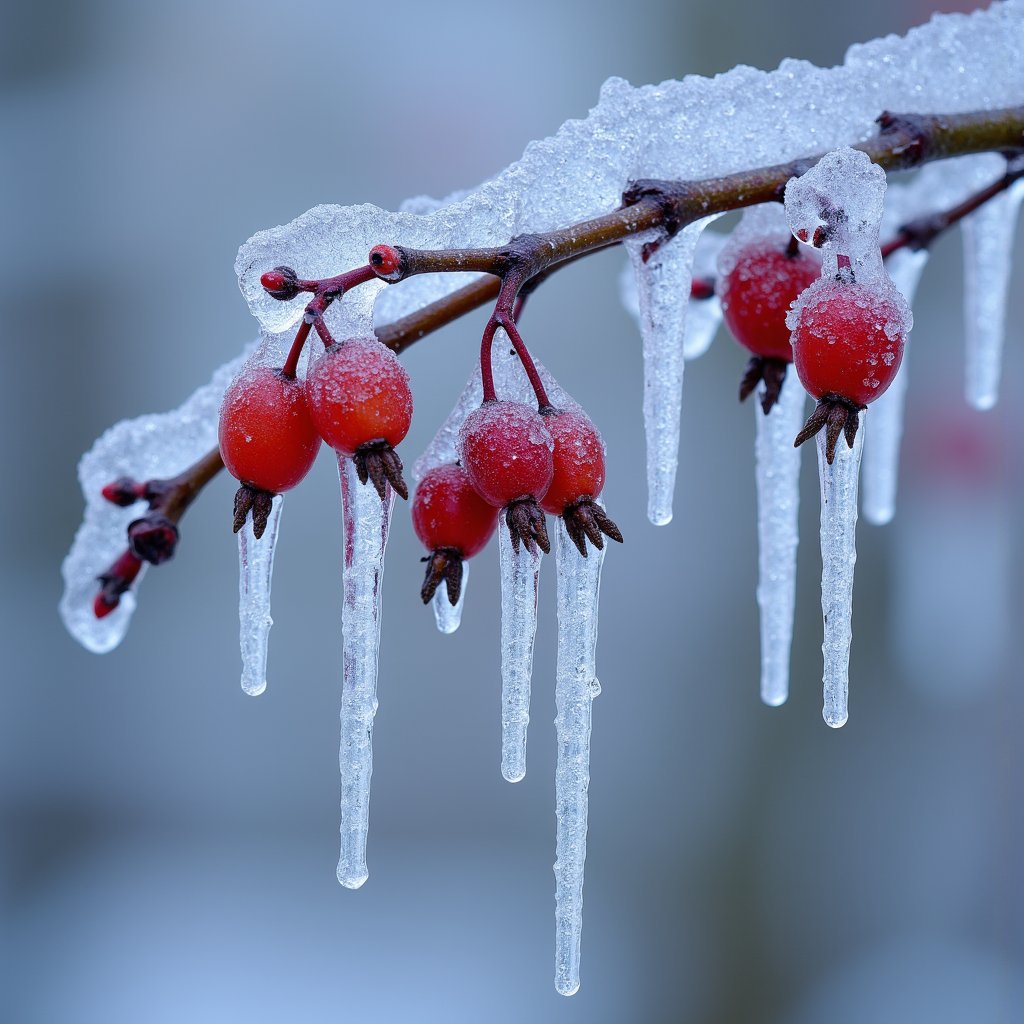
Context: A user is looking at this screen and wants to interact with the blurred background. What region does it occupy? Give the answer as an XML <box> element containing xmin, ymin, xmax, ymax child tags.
<box><xmin>2</xmin><ymin>0</ymin><xmax>1022</xmax><ymax>1020</ymax></box>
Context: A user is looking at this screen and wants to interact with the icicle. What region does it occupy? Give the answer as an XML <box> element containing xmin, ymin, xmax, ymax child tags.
<box><xmin>237</xmin><ymin>494</ymin><xmax>283</xmax><ymax>696</ymax></box>
<box><xmin>553</xmin><ymin>519</ymin><xmax>605</xmax><ymax>997</ymax></box>
<box><xmin>753</xmin><ymin>376</ymin><xmax>806</xmax><ymax>707</ymax></box>
<box><xmin>625</xmin><ymin>217</ymin><xmax>717</xmax><ymax>526</ymax></box>
<box><xmin>816</xmin><ymin>415</ymin><xmax>866</xmax><ymax>729</ymax></box>
<box><xmin>861</xmin><ymin>249</ymin><xmax>928</xmax><ymax>525</ymax></box>
<box><xmin>336</xmin><ymin>454</ymin><xmax>395</xmax><ymax>889</ymax></box>
<box><xmin>432</xmin><ymin>560</ymin><xmax>468</xmax><ymax>634</ymax></box>
<box><xmin>961</xmin><ymin>181</ymin><xmax>1024</xmax><ymax>410</ymax></box>
<box><xmin>499</xmin><ymin>529</ymin><xmax>542</xmax><ymax>784</ymax></box>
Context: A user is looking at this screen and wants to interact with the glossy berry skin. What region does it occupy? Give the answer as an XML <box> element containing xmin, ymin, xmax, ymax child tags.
<box><xmin>305</xmin><ymin>337</ymin><xmax>413</xmax><ymax>455</ymax></box>
<box><xmin>720</xmin><ymin>240</ymin><xmax>821</xmax><ymax>362</ymax></box>
<box><xmin>458</xmin><ymin>401</ymin><xmax>554</xmax><ymax>508</ymax></box>
<box><xmin>792</xmin><ymin>284</ymin><xmax>905</xmax><ymax>406</ymax></box>
<box><xmin>539</xmin><ymin>409</ymin><xmax>606</xmax><ymax>515</ymax></box>
<box><xmin>412</xmin><ymin>465</ymin><xmax>499</xmax><ymax>558</ymax></box>
<box><xmin>219</xmin><ymin>366</ymin><xmax>321</xmax><ymax>493</ymax></box>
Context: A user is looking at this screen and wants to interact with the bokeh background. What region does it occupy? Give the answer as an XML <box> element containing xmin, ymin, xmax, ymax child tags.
<box><xmin>3</xmin><ymin>1</ymin><xmax>1023</xmax><ymax>1020</ymax></box>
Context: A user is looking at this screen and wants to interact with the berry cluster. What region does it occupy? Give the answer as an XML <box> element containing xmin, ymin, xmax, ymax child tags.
<box><xmin>93</xmin><ymin>250</ymin><xmax>624</xmax><ymax>618</ymax></box>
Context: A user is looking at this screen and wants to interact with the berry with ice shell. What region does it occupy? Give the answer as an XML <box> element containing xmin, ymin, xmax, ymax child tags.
<box><xmin>792</xmin><ymin>280</ymin><xmax>906</xmax><ymax>464</ymax></box>
<box><xmin>458</xmin><ymin>400</ymin><xmax>554</xmax><ymax>554</ymax></box>
<box><xmin>538</xmin><ymin>408</ymin><xmax>623</xmax><ymax>556</ymax></box>
<box><xmin>413</xmin><ymin>464</ymin><xmax>499</xmax><ymax>604</ymax></box>
<box><xmin>259</xmin><ymin>265</ymin><xmax>301</xmax><ymax>301</ymax></box>
<box><xmin>719</xmin><ymin>236</ymin><xmax>821</xmax><ymax>414</ymax></box>
<box><xmin>304</xmin><ymin>336</ymin><xmax>413</xmax><ymax>500</ymax></box>
<box><xmin>219</xmin><ymin>364</ymin><xmax>321</xmax><ymax>537</ymax></box>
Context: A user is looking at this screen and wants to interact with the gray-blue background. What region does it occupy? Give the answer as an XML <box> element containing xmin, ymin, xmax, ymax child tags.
<box><xmin>3</xmin><ymin>1</ymin><xmax>1022</xmax><ymax>1020</ymax></box>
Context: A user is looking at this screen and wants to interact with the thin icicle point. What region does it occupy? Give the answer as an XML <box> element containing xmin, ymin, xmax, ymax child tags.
<box><xmin>816</xmin><ymin>414</ymin><xmax>866</xmax><ymax>729</ymax></box>
<box><xmin>237</xmin><ymin>494</ymin><xmax>283</xmax><ymax>696</ymax></box>
<box><xmin>861</xmin><ymin>249</ymin><xmax>929</xmax><ymax>525</ymax></box>
<box><xmin>432</xmin><ymin>559</ymin><xmax>468</xmax><ymax>634</ymax></box>
<box><xmin>625</xmin><ymin>217</ymin><xmax>716</xmax><ymax>526</ymax></box>
<box><xmin>961</xmin><ymin>181</ymin><xmax>1024</xmax><ymax>410</ymax></box>
<box><xmin>499</xmin><ymin>529</ymin><xmax>542</xmax><ymax>784</ymax></box>
<box><xmin>754</xmin><ymin>376</ymin><xmax>806</xmax><ymax>707</ymax></box>
<box><xmin>337</xmin><ymin>454</ymin><xmax>395</xmax><ymax>889</ymax></box>
<box><xmin>553</xmin><ymin>519</ymin><xmax>605</xmax><ymax>997</ymax></box>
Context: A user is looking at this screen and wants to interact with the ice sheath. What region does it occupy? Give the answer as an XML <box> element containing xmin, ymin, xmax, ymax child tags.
<box><xmin>816</xmin><ymin>416</ymin><xmax>866</xmax><ymax>729</ymax></box>
<box><xmin>237</xmin><ymin>495</ymin><xmax>283</xmax><ymax>696</ymax></box>
<box><xmin>500</xmin><ymin>530</ymin><xmax>542</xmax><ymax>784</ymax></box>
<box><xmin>337</xmin><ymin>455</ymin><xmax>395</xmax><ymax>888</ymax></box>
<box><xmin>553</xmin><ymin>521</ymin><xmax>605</xmax><ymax>996</ymax></box>
<box><xmin>753</xmin><ymin>378</ymin><xmax>805</xmax><ymax>707</ymax></box>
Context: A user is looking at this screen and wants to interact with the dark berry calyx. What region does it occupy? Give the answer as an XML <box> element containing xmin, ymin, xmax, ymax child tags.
<box><xmin>420</xmin><ymin>548</ymin><xmax>465</xmax><ymax>606</ymax></box>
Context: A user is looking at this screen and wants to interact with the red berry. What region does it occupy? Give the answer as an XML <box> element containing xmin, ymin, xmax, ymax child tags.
<box><xmin>305</xmin><ymin>337</ymin><xmax>413</xmax><ymax>456</ymax></box>
<box><xmin>791</xmin><ymin>284</ymin><xmax>905</xmax><ymax>406</ymax></box>
<box><xmin>260</xmin><ymin>266</ymin><xmax>300</xmax><ymax>301</ymax></box>
<box><xmin>458</xmin><ymin>401</ymin><xmax>554</xmax><ymax>508</ymax></box>
<box><xmin>539</xmin><ymin>408</ymin><xmax>606</xmax><ymax>515</ymax></box>
<box><xmin>412</xmin><ymin>464</ymin><xmax>498</xmax><ymax>558</ymax></box>
<box><xmin>219</xmin><ymin>366</ymin><xmax>321</xmax><ymax>493</ymax></box>
<box><xmin>720</xmin><ymin>239</ymin><xmax>821</xmax><ymax>362</ymax></box>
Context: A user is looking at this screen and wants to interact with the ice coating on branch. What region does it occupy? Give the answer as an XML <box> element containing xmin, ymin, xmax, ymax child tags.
<box><xmin>626</xmin><ymin>217</ymin><xmax>717</xmax><ymax>526</ymax></box>
<box><xmin>499</xmin><ymin>530</ymin><xmax>542</xmax><ymax>783</ymax></box>
<box><xmin>236</xmin><ymin>4</ymin><xmax>1024</xmax><ymax>347</ymax></box>
<box><xmin>61</xmin><ymin>340</ymin><xmax>259</xmax><ymax>653</ymax></box>
<box><xmin>553</xmin><ymin>518</ymin><xmax>605</xmax><ymax>997</ymax></box>
<box><xmin>337</xmin><ymin>455</ymin><xmax>395</xmax><ymax>889</ymax></box>
<box><xmin>816</xmin><ymin>417</ymin><xmax>866</xmax><ymax>729</ymax></box>
<box><xmin>962</xmin><ymin>176</ymin><xmax>1024</xmax><ymax>410</ymax></box>
<box><xmin>753</xmin><ymin>376</ymin><xmax>806</xmax><ymax>707</ymax></box>
<box><xmin>432</xmin><ymin>559</ymin><xmax>468</xmax><ymax>634</ymax></box>
<box><xmin>860</xmin><ymin>249</ymin><xmax>927</xmax><ymax>525</ymax></box>
<box><xmin>237</xmin><ymin>494</ymin><xmax>283</xmax><ymax>695</ymax></box>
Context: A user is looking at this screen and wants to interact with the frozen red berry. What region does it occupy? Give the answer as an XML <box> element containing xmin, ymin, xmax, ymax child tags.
<box><xmin>459</xmin><ymin>400</ymin><xmax>554</xmax><ymax>553</ymax></box>
<box><xmin>304</xmin><ymin>337</ymin><xmax>412</xmax><ymax>500</ymax></box>
<box><xmin>412</xmin><ymin>464</ymin><xmax>499</xmax><ymax>604</ymax></box>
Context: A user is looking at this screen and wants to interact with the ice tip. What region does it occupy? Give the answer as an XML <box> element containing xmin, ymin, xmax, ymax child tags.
<box><xmin>761</xmin><ymin>693</ymin><xmax>788</xmax><ymax>708</ymax></box>
<box><xmin>337</xmin><ymin>867</ymin><xmax>369</xmax><ymax>889</ymax></box>
<box><xmin>647</xmin><ymin>508</ymin><xmax>673</xmax><ymax>527</ymax></box>
<box><xmin>823</xmin><ymin>709</ymin><xmax>849</xmax><ymax>729</ymax></box>
<box><xmin>556</xmin><ymin>979</ymin><xmax>581</xmax><ymax>997</ymax></box>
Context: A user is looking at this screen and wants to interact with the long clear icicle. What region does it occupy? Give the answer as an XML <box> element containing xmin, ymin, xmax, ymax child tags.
<box><xmin>753</xmin><ymin>378</ymin><xmax>806</xmax><ymax>707</ymax></box>
<box><xmin>861</xmin><ymin>249</ymin><xmax>928</xmax><ymax>525</ymax></box>
<box><xmin>237</xmin><ymin>495</ymin><xmax>283</xmax><ymax>696</ymax></box>
<box><xmin>961</xmin><ymin>181</ymin><xmax>1024</xmax><ymax>410</ymax></box>
<box><xmin>337</xmin><ymin>455</ymin><xmax>395</xmax><ymax>889</ymax></box>
<box><xmin>625</xmin><ymin>218</ymin><xmax>716</xmax><ymax>526</ymax></box>
<box><xmin>553</xmin><ymin>520</ymin><xmax>605</xmax><ymax>997</ymax></box>
<box><xmin>432</xmin><ymin>560</ymin><xmax>468</xmax><ymax>634</ymax></box>
<box><xmin>816</xmin><ymin>417</ymin><xmax>866</xmax><ymax>729</ymax></box>
<box><xmin>500</xmin><ymin>529</ymin><xmax>542</xmax><ymax>784</ymax></box>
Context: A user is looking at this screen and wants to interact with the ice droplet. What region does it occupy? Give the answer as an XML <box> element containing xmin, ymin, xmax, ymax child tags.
<box><xmin>432</xmin><ymin>559</ymin><xmax>468</xmax><ymax>634</ymax></box>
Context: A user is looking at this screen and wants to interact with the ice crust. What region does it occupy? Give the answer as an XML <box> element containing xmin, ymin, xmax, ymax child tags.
<box><xmin>60</xmin><ymin>339</ymin><xmax>259</xmax><ymax>653</ymax></box>
<box><xmin>553</xmin><ymin>519</ymin><xmax>605</xmax><ymax>997</ymax></box>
